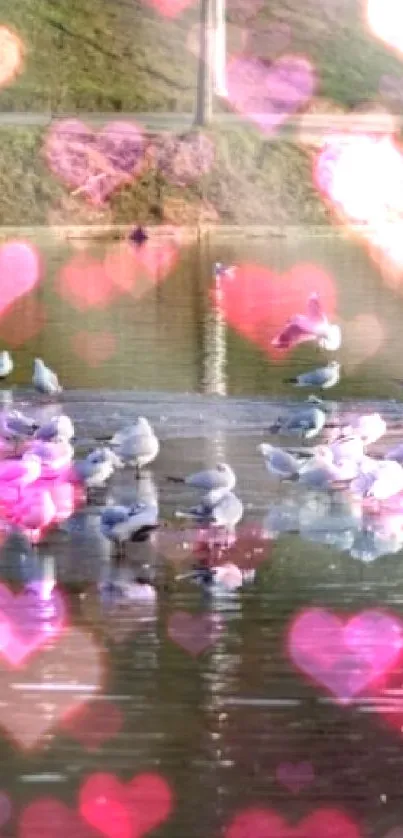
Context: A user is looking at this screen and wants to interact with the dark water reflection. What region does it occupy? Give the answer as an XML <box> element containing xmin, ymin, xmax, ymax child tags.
<box><xmin>1</xmin><ymin>228</ymin><xmax>403</xmax><ymax>834</ymax></box>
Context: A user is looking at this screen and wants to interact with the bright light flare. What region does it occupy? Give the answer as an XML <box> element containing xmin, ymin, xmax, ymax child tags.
<box><xmin>367</xmin><ymin>0</ymin><xmax>403</xmax><ymax>56</ymax></box>
<box><xmin>314</xmin><ymin>132</ymin><xmax>403</xmax><ymax>280</ymax></box>
<box><xmin>0</xmin><ymin>27</ymin><xmax>24</xmax><ymax>88</ymax></box>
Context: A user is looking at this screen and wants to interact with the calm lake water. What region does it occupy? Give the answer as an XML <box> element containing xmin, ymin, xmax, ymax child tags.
<box><xmin>1</xmin><ymin>229</ymin><xmax>403</xmax><ymax>836</ymax></box>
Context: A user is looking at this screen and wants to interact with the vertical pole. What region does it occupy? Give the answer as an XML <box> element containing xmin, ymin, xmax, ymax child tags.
<box><xmin>195</xmin><ymin>0</ymin><xmax>214</xmax><ymax>126</ymax></box>
<box><xmin>214</xmin><ymin>0</ymin><xmax>227</xmax><ymax>97</ymax></box>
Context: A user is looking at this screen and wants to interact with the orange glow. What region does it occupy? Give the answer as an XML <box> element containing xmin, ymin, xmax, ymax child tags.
<box><xmin>0</xmin><ymin>27</ymin><xmax>24</xmax><ymax>88</ymax></box>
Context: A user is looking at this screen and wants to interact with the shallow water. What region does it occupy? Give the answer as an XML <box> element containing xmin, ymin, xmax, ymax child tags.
<box><xmin>0</xmin><ymin>390</ymin><xmax>403</xmax><ymax>837</ymax></box>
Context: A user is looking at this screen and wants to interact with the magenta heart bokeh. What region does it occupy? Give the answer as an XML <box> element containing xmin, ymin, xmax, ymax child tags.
<box><xmin>0</xmin><ymin>583</ymin><xmax>66</xmax><ymax>667</ymax></box>
<box><xmin>287</xmin><ymin>608</ymin><xmax>402</xmax><ymax>702</ymax></box>
<box><xmin>0</xmin><ymin>240</ymin><xmax>42</xmax><ymax>316</ymax></box>
<box><xmin>167</xmin><ymin>611</ymin><xmax>223</xmax><ymax>655</ymax></box>
<box><xmin>224</xmin><ymin>806</ymin><xmax>361</xmax><ymax>838</ymax></box>
<box><xmin>44</xmin><ymin>119</ymin><xmax>145</xmax><ymax>204</ymax></box>
<box><xmin>226</xmin><ymin>53</ymin><xmax>316</xmax><ymax>135</ymax></box>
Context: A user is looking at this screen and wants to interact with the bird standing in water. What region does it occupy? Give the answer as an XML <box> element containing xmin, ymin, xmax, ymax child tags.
<box><xmin>110</xmin><ymin>417</ymin><xmax>159</xmax><ymax>478</ymax></box>
<box><xmin>100</xmin><ymin>500</ymin><xmax>159</xmax><ymax>559</ymax></box>
<box><xmin>0</xmin><ymin>351</ymin><xmax>13</xmax><ymax>380</ymax></box>
<box><xmin>33</xmin><ymin>359</ymin><xmax>63</xmax><ymax>397</ymax></box>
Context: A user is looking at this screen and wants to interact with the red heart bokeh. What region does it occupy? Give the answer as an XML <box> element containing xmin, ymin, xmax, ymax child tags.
<box><xmin>167</xmin><ymin>611</ymin><xmax>223</xmax><ymax>655</ymax></box>
<box><xmin>0</xmin><ymin>627</ymin><xmax>103</xmax><ymax>750</ymax></box>
<box><xmin>58</xmin><ymin>254</ymin><xmax>119</xmax><ymax>310</ymax></box>
<box><xmin>79</xmin><ymin>772</ymin><xmax>173</xmax><ymax>838</ymax></box>
<box><xmin>61</xmin><ymin>698</ymin><xmax>123</xmax><ymax>751</ymax></box>
<box><xmin>71</xmin><ymin>331</ymin><xmax>117</xmax><ymax>367</ymax></box>
<box><xmin>211</xmin><ymin>262</ymin><xmax>337</xmax><ymax>358</ymax></box>
<box><xmin>59</xmin><ymin>239</ymin><xmax>179</xmax><ymax>311</ymax></box>
<box><xmin>225</xmin><ymin>806</ymin><xmax>361</xmax><ymax>838</ymax></box>
<box><xmin>19</xmin><ymin>798</ymin><xmax>96</xmax><ymax>838</ymax></box>
<box><xmin>103</xmin><ymin>239</ymin><xmax>179</xmax><ymax>292</ymax></box>
<box><xmin>0</xmin><ymin>296</ymin><xmax>46</xmax><ymax>347</ymax></box>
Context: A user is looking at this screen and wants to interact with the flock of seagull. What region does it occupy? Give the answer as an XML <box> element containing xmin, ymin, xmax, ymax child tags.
<box><xmin>1</xmin><ymin>288</ymin><xmax>403</xmax><ymax>603</ymax></box>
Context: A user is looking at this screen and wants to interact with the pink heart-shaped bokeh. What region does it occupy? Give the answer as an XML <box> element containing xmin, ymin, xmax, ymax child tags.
<box><xmin>0</xmin><ymin>241</ymin><xmax>42</xmax><ymax>316</ymax></box>
<box><xmin>58</xmin><ymin>254</ymin><xmax>119</xmax><ymax>310</ymax></box>
<box><xmin>0</xmin><ymin>296</ymin><xmax>46</xmax><ymax>348</ymax></box>
<box><xmin>141</xmin><ymin>0</ymin><xmax>195</xmax><ymax>16</ymax></box>
<box><xmin>45</xmin><ymin>119</ymin><xmax>145</xmax><ymax>204</ymax></box>
<box><xmin>0</xmin><ymin>627</ymin><xmax>103</xmax><ymax>749</ymax></box>
<box><xmin>71</xmin><ymin>331</ymin><xmax>117</xmax><ymax>367</ymax></box>
<box><xmin>79</xmin><ymin>772</ymin><xmax>173</xmax><ymax>838</ymax></box>
<box><xmin>275</xmin><ymin>761</ymin><xmax>314</xmax><ymax>794</ymax></box>
<box><xmin>288</xmin><ymin>608</ymin><xmax>402</xmax><ymax>702</ymax></box>
<box><xmin>225</xmin><ymin>807</ymin><xmax>361</xmax><ymax>838</ymax></box>
<box><xmin>226</xmin><ymin>53</ymin><xmax>316</xmax><ymax>135</ymax></box>
<box><xmin>19</xmin><ymin>799</ymin><xmax>94</xmax><ymax>838</ymax></box>
<box><xmin>167</xmin><ymin>611</ymin><xmax>222</xmax><ymax>655</ymax></box>
<box><xmin>0</xmin><ymin>583</ymin><xmax>65</xmax><ymax>667</ymax></box>
<box><xmin>61</xmin><ymin>699</ymin><xmax>123</xmax><ymax>751</ymax></box>
<box><xmin>211</xmin><ymin>261</ymin><xmax>337</xmax><ymax>358</ymax></box>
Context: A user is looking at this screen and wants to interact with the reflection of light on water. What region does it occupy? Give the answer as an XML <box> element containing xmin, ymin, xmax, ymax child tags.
<box><xmin>201</xmin><ymin>605</ymin><xmax>241</xmax><ymax>795</ymax></box>
<box><xmin>203</xmin><ymin>267</ymin><xmax>227</xmax><ymax>397</ymax></box>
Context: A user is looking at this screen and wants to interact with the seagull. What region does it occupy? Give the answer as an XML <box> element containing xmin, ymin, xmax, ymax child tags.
<box><xmin>214</xmin><ymin>262</ymin><xmax>236</xmax><ymax>280</ymax></box>
<box><xmin>74</xmin><ymin>447</ymin><xmax>123</xmax><ymax>499</ymax></box>
<box><xmin>167</xmin><ymin>463</ymin><xmax>236</xmax><ymax>492</ymax></box>
<box><xmin>284</xmin><ymin>361</ymin><xmax>340</xmax><ymax>390</ymax></box>
<box><xmin>297</xmin><ymin>446</ymin><xmax>358</xmax><ymax>489</ymax></box>
<box><xmin>175</xmin><ymin>489</ymin><xmax>243</xmax><ymax>543</ymax></box>
<box><xmin>335</xmin><ymin>413</ymin><xmax>387</xmax><ymax>446</ymax></box>
<box><xmin>98</xmin><ymin>562</ymin><xmax>159</xmax><ymax>603</ymax></box>
<box><xmin>110</xmin><ymin>417</ymin><xmax>159</xmax><ymax>477</ymax></box>
<box><xmin>0</xmin><ymin>409</ymin><xmax>38</xmax><ymax>440</ymax></box>
<box><xmin>100</xmin><ymin>501</ymin><xmax>159</xmax><ymax>559</ymax></box>
<box><xmin>272</xmin><ymin>293</ymin><xmax>341</xmax><ymax>351</ymax></box>
<box><xmin>189</xmin><ymin>562</ymin><xmax>244</xmax><ymax>595</ymax></box>
<box><xmin>384</xmin><ymin>443</ymin><xmax>403</xmax><ymax>464</ymax></box>
<box><xmin>0</xmin><ymin>409</ymin><xmax>38</xmax><ymax>453</ymax></box>
<box><xmin>329</xmin><ymin>434</ymin><xmax>365</xmax><ymax>465</ymax></box>
<box><xmin>352</xmin><ymin>459</ymin><xmax>403</xmax><ymax>502</ymax></box>
<box><xmin>258</xmin><ymin>443</ymin><xmax>302</xmax><ymax>480</ymax></box>
<box><xmin>270</xmin><ymin>406</ymin><xmax>327</xmax><ymax>440</ymax></box>
<box><xmin>33</xmin><ymin>359</ymin><xmax>62</xmax><ymax>396</ymax></box>
<box><xmin>35</xmin><ymin>414</ymin><xmax>74</xmax><ymax>442</ymax></box>
<box><xmin>0</xmin><ymin>351</ymin><xmax>13</xmax><ymax>380</ymax></box>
